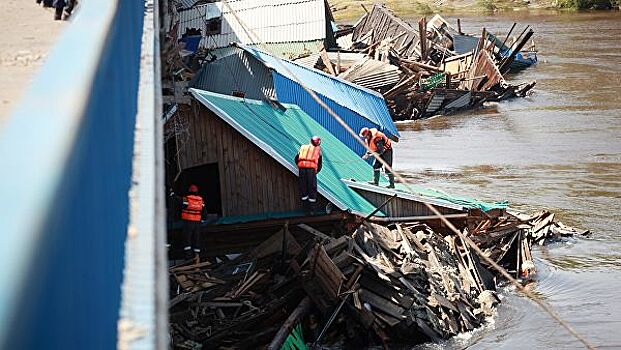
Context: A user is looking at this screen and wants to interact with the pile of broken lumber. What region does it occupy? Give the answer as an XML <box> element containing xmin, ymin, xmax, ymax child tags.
<box><xmin>467</xmin><ymin>209</ymin><xmax>589</xmax><ymax>280</ymax></box>
<box><xmin>169</xmin><ymin>210</ymin><xmax>588</xmax><ymax>349</ymax></box>
<box><xmin>299</xmin><ymin>5</ymin><xmax>537</xmax><ymax>120</ymax></box>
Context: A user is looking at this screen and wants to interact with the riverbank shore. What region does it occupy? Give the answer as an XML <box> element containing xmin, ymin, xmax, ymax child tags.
<box><xmin>329</xmin><ymin>0</ymin><xmax>619</xmax><ymax>21</ymax></box>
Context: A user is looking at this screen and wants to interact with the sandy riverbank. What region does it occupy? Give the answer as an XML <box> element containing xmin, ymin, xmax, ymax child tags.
<box><xmin>0</xmin><ymin>0</ymin><xmax>65</xmax><ymax>126</ymax></box>
<box><xmin>328</xmin><ymin>0</ymin><xmax>616</xmax><ymax>21</ymax></box>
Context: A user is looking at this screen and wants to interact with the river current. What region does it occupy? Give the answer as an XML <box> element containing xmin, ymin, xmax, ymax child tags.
<box><xmin>394</xmin><ymin>11</ymin><xmax>621</xmax><ymax>349</ymax></box>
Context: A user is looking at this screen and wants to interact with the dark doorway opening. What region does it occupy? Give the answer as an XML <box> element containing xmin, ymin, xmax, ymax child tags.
<box><xmin>175</xmin><ymin>163</ymin><xmax>223</xmax><ymax>217</ymax></box>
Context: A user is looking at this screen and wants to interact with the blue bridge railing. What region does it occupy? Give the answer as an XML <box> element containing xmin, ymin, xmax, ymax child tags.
<box><xmin>0</xmin><ymin>0</ymin><xmax>165</xmax><ymax>349</ymax></box>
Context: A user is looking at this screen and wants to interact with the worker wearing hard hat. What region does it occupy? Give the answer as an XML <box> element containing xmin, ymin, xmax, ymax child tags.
<box><xmin>295</xmin><ymin>136</ymin><xmax>323</xmax><ymax>215</ymax></box>
<box><xmin>181</xmin><ymin>184</ymin><xmax>206</xmax><ymax>260</ymax></box>
<box><xmin>359</xmin><ymin>127</ymin><xmax>395</xmax><ymax>188</ymax></box>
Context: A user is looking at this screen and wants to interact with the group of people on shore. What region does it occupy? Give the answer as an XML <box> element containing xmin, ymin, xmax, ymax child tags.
<box><xmin>35</xmin><ymin>0</ymin><xmax>77</xmax><ymax>21</ymax></box>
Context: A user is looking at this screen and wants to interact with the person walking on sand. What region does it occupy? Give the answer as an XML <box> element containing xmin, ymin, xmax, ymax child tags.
<box><xmin>295</xmin><ymin>136</ymin><xmax>322</xmax><ymax>215</ymax></box>
<box><xmin>53</xmin><ymin>0</ymin><xmax>66</xmax><ymax>20</ymax></box>
<box><xmin>359</xmin><ymin>127</ymin><xmax>395</xmax><ymax>188</ymax></box>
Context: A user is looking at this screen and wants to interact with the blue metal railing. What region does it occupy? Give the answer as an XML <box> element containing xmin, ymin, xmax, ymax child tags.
<box><xmin>0</xmin><ymin>0</ymin><xmax>164</xmax><ymax>349</ymax></box>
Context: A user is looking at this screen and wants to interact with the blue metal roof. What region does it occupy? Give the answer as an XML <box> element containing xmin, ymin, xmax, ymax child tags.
<box><xmin>239</xmin><ymin>45</ymin><xmax>400</xmax><ymax>140</ymax></box>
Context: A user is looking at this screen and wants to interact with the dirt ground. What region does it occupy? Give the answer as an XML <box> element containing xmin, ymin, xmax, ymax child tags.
<box><xmin>0</xmin><ymin>0</ymin><xmax>65</xmax><ymax>127</ymax></box>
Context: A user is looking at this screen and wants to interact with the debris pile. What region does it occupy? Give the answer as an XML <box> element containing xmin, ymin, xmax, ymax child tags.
<box><xmin>169</xmin><ymin>210</ymin><xmax>588</xmax><ymax>349</ymax></box>
<box><xmin>297</xmin><ymin>5</ymin><xmax>537</xmax><ymax>120</ymax></box>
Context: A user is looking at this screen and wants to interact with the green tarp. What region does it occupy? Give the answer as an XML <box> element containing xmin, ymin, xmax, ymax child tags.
<box><xmin>280</xmin><ymin>323</ymin><xmax>308</xmax><ymax>350</ymax></box>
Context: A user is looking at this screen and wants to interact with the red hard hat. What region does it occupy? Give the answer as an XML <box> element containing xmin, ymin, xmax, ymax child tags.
<box><xmin>359</xmin><ymin>127</ymin><xmax>370</xmax><ymax>137</ymax></box>
<box><xmin>188</xmin><ymin>184</ymin><xmax>198</xmax><ymax>193</ymax></box>
<box><xmin>311</xmin><ymin>136</ymin><xmax>321</xmax><ymax>146</ymax></box>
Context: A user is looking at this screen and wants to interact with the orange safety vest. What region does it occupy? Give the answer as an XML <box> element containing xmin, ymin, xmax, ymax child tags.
<box><xmin>182</xmin><ymin>195</ymin><xmax>203</xmax><ymax>222</ymax></box>
<box><xmin>297</xmin><ymin>144</ymin><xmax>321</xmax><ymax>170</ymax></box>
<box><xmin>368</xmin><ymin>128</ymin><xmax>392</xmax><ymax>153</ymax></box>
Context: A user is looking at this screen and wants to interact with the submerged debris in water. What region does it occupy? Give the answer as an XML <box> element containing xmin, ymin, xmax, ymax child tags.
<box><xmin>305</xmin><ymin>5</ymin><xmax>537</xmax><ymax>120</ymax></box>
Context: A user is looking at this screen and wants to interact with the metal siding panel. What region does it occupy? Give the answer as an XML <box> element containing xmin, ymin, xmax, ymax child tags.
<box><xmin>243</xmin><ymin>47</ymin><xmax>400</xmax><ymax>138</ymax></box>
<box><xmin>179</xmin><ymin>0</ymin><xmax>327</xmax><ymax>46</ymax></box>
<box><xmin>273</xmin><ymin>74</ymin><xmax>368</xmax><ymax>156</ymax></box>
<box><xmin>190</xmin><ymin>49</ymin><xmax>275</xmax><ymax>100</ymax></box>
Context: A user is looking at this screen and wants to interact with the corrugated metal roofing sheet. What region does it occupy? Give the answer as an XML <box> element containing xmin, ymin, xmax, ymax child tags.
<box><xmin>338</xmin><ymin>58</ymin><xmax>402</xmax><ymax>90</ymax></box>
<box><xmin>189</xmin><ymin>89</ymin><xmax>382</xmax><ymax>216</ymax></box>
<box><xmin>190</xmin><ymin>46</ymin><xmax>391</xmax><ymax>155</ymax></box>
<box><xmin>178</xmin><ymin>0</ymin><xmax>327</xmax><ymax>49</ymax></box>
<box><xmin>293</xmin><ymin>52</ymin><xmax>367</xmax><ymax>71</ymax></box>
<box><xmin>173</xmin><ymin>0</ymin><xmax>197</xmax><ymax>10</ymax></box>
<box><xmin>189</xmin><ymin>49</ymin><xmax>275</xmax><ymax>100</ymax></box>
<box><xmin>240</xmin><ymin>45</ymin><xmax>400</xmax><ymax>140</ymax></box>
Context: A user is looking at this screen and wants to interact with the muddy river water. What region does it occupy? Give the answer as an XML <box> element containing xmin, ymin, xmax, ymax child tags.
<box><xmin>392</xmin><ymin>11</ymin><xmax>621</xmax><ymax>349</ymax></box>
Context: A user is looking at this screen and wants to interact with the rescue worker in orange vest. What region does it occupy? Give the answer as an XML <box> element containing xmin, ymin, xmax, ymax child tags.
<box><xmin>295</xmin><ymin>136</ymin><xmax>322</xmax><ymax>215</ymax></box>
<box><xmin>359</xmin><ymin>127</ymin><xmax>395</xmax><ymax>188</ymax></box>
<box><xmin>181</xmin><ymin>184</ymin><xmax>206</xmax><ymax>260</ymax></box>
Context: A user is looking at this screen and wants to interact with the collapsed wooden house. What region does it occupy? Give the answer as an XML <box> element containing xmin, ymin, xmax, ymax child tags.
<box><xmin>165</xmin><ymin>89</ymin><xmax>509</xmax><ymax>254</ymax></box>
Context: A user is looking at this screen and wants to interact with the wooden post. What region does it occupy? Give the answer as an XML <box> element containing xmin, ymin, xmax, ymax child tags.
<box><xmin>445</xmin><ymin>73</ymin><xmax>452</xmax><ymax>89</ymax></box>
<box><xmin>267</xmin><ymin>297</ymin><xmax>312</xmax><ymax>350</ymax></box>
<box><xmin>457</xmin><ymin>18</ymin><xmax>463</xmax><ymax>34</ymax></box>
<box><xmin>419</xmin><ymin>17</ymin><xmax>427</xmax><ymax>61</ymax></box>
<box><xmin>476</xmin><ymin>27</ymin><xmax>486</xmax><ymax>56</ymax></box>
<box><xmin>500</xmin><ymin>22</ymin><xmax>517</xmax><ymax>49</ymax></box>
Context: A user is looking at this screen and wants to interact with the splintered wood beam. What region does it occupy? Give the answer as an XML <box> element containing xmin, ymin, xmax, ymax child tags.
<box><xmin>319</xmin><ymin>49</ymin><xmax>337</xmax><ymax>76</ymax></box>
<box><xmin>419</xmin><ymin>17</ymin><xmax>427</xmax><ymax>61</ymax></box>
<box><xmin>477</xmin><ymin>27</ymin><xmax>487</xmax><ymax>54</ymax></box>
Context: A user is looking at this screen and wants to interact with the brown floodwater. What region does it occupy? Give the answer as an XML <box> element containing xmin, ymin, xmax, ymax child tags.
<box><xmin>393</xmin><ymin>11</ymin><xmax>621</xmax><ymax>350</ymax></box>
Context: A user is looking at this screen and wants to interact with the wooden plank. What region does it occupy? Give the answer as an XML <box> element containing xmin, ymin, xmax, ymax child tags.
<box><xmin>316</xmin><ymin>245</ymin><xmax>345</xmax><ymax>288</ymax></box>
<box><xmin>324</xmin><ymin>236</ymin><xmax>349</xmax><ymax>257</ymax></box>
<box><xmin>298</xmin><ymin>224</ymin><xmax>332</xmax><ymax>242</ymax></box>
<box><xmin>359</xmin><ymin>272</ymin><xmax>414</xmax><ymax>309</ymax></box>
<box><xmin>419</xmin><ymin>17</ymin><xmax>427</xmax><ymax>60</ymax></box>
<box><xmin>359</xmin><ymin>288</ymin><xmax>406</xmax><ymax>320</ymax></box>
<box><xmin>319</xmin><ymin>49</ymin><xmax>337</xmax><ymax>76</ymax></box>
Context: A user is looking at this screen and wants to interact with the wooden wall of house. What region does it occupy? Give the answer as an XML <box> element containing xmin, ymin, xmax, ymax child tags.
<box><xmin>177</xmin><ymin>102</ymin><xmax>304</xmax><ymax>217</ymax></box>
<box><xmin>353</xmin><ymin>188</ymin><xmax>464</xmax><ymax>217</ymax></box>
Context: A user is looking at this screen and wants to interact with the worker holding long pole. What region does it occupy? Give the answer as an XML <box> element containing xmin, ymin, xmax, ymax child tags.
<box><xmin>359</xmin><ymin>127</ymin><xmax>395</xmax><ymax>188</ymax></box>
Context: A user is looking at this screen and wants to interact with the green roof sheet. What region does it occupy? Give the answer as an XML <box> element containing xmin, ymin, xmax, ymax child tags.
<box><xmin>394</xmin><ymin>184</ymin><xmax>509</xmax><ymax>212</ymax></box>
<box><xmin>343</xmin><ymin>179</ymin><xmax>508</xmax><ymax>212</ymax></box>
<box><xmin>189</xmin><ymin>89</ymin><xmax>382</xmax><ymax>216</ymax></box>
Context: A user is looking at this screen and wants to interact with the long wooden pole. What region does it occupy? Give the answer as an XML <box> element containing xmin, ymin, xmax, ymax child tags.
<box><xmin>267</xmin><ymin>297</ymin><xmax>312</xmax><ymax>350</ymax></box>
<box><xmin>419</xmin><ymin>17</ymin><xmax>427</xmax><ymax>61</ymax></box>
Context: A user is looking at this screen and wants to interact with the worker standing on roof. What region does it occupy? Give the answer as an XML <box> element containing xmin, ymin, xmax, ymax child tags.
<box><xmin>181</xmin><ymin>184</ymin><xmax>206</xmax><ymax>261</ymax></box>
<box><xmin>360</xmin><ymin>127</ymin><xmax>395</xmax><ymax>188</ymax></box>
<box><xmin>295</xmin><ymin>136</ymin><xmax>322</xmax><ymax>215</ymax></box>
